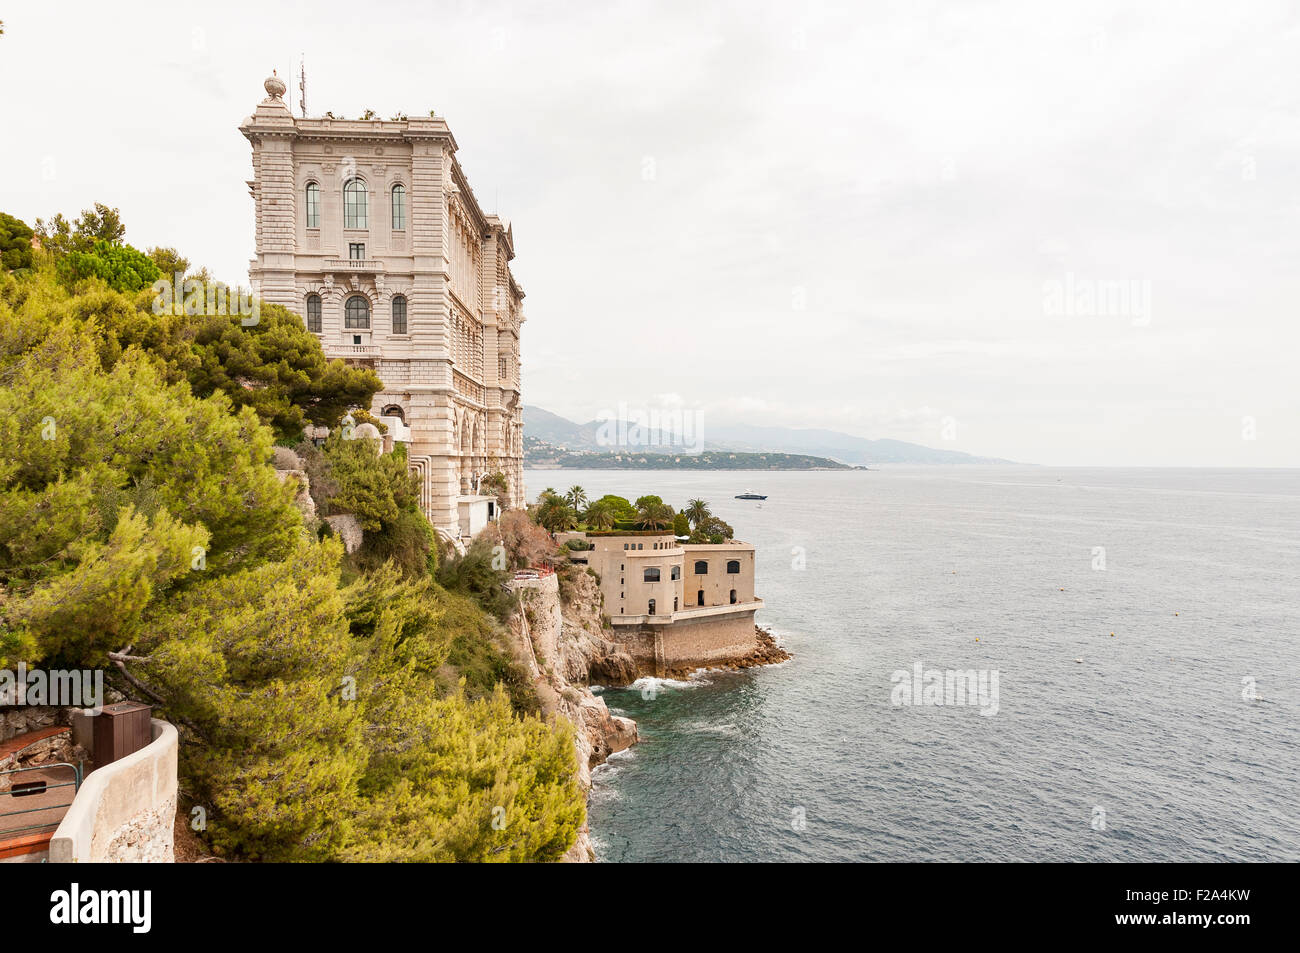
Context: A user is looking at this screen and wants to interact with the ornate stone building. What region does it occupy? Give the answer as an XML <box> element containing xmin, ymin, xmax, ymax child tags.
<box><xmin>240</xmin><ymin>74</ymin><xmax>526</xmax><ymax>538</ymax></box>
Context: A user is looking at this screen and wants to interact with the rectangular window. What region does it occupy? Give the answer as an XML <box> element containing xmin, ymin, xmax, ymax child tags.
<box><xmin>391</xmin><ymin>186</ymin><xmax>406</xmax><ymax>230</ymax></box>
<box><xmin>344</xmin><ymin>185</ymin><xmax>367</xmax><ymax>229</ymax></box>
<box><xmin>306</xmin><ymin>296</ymin><xmax>322</xmax><ymax>333</ymax></box>
<box><xmin>305</xmin><ymin>185</ymin><xmax>320</xmax><ymax>228</ymax></box>
<box><xmin>349</xmin><ymin>243</ymin><xmax>366</xmax><ymax>260</ymax></box>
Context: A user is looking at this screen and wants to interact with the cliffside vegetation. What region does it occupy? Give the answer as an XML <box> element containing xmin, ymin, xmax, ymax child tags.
<box><xmin>0</xmin><ymin>207</ymin><xmax>583</xmax><ymax>861</ymax></box>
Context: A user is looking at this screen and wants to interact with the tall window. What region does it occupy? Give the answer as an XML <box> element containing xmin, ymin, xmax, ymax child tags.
<box><xmin>305</xmin><ymin>183</ymin><xmax>320</xmax><ymax>228</ymax></box>
<box><xmin>671</xmin><ymin>566</ymin><xmax>680</xmax><ymax>580</ymax></box>
<box><xmin>305</xmin><ymin>294</ymin><xmax>322</xmax><ymax>333</ymax></box>
<box><xmin>391</xmin><ymin>184</ymin><xmax>406</xmax><ymax>230</ymax></box>
<box><xmin>391</xmin><ymin>295</ymin><xmax>407</xmax><ymax>334</ymax></box>
<box><xmin>344</xmin><ymin>178</ymin><xmax>367</xmax><ymax>229</ymax></box>
<box><xmin>345</xmin><ymin>295</ymin><xmax>370</xmax><ymax>329</ymax></box>
<box><xmin>349</xmin><ymin>242</ymin><xmax>366</xmax><ymax>260</ymax></box>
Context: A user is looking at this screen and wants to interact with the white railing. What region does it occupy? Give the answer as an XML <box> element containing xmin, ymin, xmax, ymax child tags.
<box><xmin>326</xmin><ymin>344</ymin><xmax>380</xmax><ymax>357</ymax></box>
<box><xmin>323</xmin><ymin>258</ymin><xmax>385</xmax><ymax>271</ymax></box>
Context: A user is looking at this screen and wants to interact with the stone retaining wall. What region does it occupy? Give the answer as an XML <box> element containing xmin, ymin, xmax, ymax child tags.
<box><xmin>49</xmin><ymin>719</ymin><xmax>177</xmax><ymax>863</ymax></box>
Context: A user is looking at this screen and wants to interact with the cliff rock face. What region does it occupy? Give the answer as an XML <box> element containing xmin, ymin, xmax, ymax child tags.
<box><xmin>507</xmin><ymin>570</ymin><xmax>638</xmax><ymax>862</ymax></box>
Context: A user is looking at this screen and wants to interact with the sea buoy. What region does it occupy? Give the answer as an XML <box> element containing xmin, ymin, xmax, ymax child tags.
<box><xmin>1074</xmin><ymin>658</ymin><xmax>1083</xmax><ymax>663</ymax></box>
<box><xmin>974</xmin><ymin>637</ymin><xmax>980</xmax><ymax>642</ymax></box>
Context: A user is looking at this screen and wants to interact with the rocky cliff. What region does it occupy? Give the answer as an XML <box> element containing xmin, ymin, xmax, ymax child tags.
<box><xmin>507</xmin><ymin>569</ymin><xmax>638</xmax><ymax>862</ymax></box>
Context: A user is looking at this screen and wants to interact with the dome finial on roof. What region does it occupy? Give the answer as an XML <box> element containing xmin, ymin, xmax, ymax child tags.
<box><xmin>264</xmin><ymin>70</ymin><xmax>287</xmax><ymax>101</ymax></box>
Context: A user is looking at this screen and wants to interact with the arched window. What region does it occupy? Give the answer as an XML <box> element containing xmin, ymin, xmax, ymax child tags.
<box><xmin>381</xmin><ymin>405</ymin><xmax>405</xmax><ymax>423</ymax></box>
<box><xmin>305</xmin><ymin>183</ymin><xmax>320</xmax><ymax>228</ymax></box>
<box><xmin>345</xmin><ymin>295</ymin><xmax>370</xmax><ymax>329</ymax></box>
<box><xmin>391</xmin><ymin>295</ymin><xmax>407</xmax><ymax>334</ymax></box>
<box><xmin>305</xmin><ymin>294</ymin><xmax>322</xmax><ymax>333</ymax></box>
<box><xmin>673</xmin><ymin>596</ymin><xmax>678</xmax><ymax>611</ymax></box>
<box><xmin>670</xmin><ymin>566</ymin><xmax>680</xmax><ymax>580</ymax></box>
<box><xmin>648</xmin><ymin>598</ymin><xmax>656</xmax><ymax>616</ymax></box>
<box><xmin>344</xmin><ymin>178</ymin><xmax>368</xmax><ymax>229</ymax></box>
<box><xmin>643</xmin><ymin>568</ymin><xmax>660</xmax><ymax>583</ymax></box>
<box><xmin>694</xmin><ymin>560</ymin><xmax>709</xmax><ymax>575</ymax></box>
<box><xmin>730</xmin><ymin>589</ymin><xmax>737</xmax><ymax>604</ymax></box>
<box><xmin>697</xmin><ymin>589</ymin><xmax>705</xmax><ymax>606</ymax></box>
<box><xmin>391</xmin><ymin>184</ymin><xmax>406</xmax><ymax>230</ymax></box>
<box><xmin>727</xmin><ymin>560</ymin><xmax>741</xmax><ymax>574</ymax></box>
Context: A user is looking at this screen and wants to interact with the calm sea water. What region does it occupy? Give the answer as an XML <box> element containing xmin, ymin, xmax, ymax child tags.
<box><xmin>525</xmin><ymin>467</ymin><xmax>1300</xmax><ymax>862</ymax></box>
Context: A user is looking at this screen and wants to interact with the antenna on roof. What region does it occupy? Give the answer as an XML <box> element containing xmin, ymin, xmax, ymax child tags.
<box><xmin>299</xmin><ymin>54</ymin><xmax>307</xmax><ymax>117</ymax></box>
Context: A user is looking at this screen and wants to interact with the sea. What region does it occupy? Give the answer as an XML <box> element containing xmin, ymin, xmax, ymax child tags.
<box><xmin>524</xmin><ymin>467</ymin><xmax>1299</xmax><ymax>862</ymax></box>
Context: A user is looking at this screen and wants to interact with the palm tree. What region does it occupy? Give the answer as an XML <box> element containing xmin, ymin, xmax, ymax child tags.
<box><xmin>584</xmin><ymin>500</ymin><xmax>615</xmax><ymax>531</ymax></box>
<box><xmin>636</xmin><ymin>500</ymin><xmax>675</xmax><ymax>531</ymax></box>
<box><xmin>566</xmin><ymin>485</ymin><xmax>587</xmax><ymax>516</ymax></box>
<box><xmin>684</xmin><ymin>498</ymin><xmax>712</xmax><ymax>529</ymax></box>
<box><xmin>537</xmin><ymin>497</ymin><xmax>577</xmax><ymax>533</ymax></box>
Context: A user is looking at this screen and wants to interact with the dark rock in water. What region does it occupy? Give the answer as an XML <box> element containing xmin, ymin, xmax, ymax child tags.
<box><xmin>590</xmin><ymin>651</ymin><xmax>639</xmax><ymax>686</ymax></box>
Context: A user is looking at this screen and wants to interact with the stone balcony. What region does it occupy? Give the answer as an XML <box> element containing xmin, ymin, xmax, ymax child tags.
<box><xmin>324</xmin><ymin>343</ymin><xmax>380</xmax><ymax>359</ymax></box>
<box><xmin>322</xmin><ymin>258</ymin><xmax>385</xmax><ymax>273</ymax></box>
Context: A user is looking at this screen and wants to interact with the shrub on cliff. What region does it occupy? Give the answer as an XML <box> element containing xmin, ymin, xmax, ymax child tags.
<box><xmin>436</xmin><ymin>537</ymin><xmax>516</xmax><ymax>622</ymax></box>
<box><xmin>56</xmin><ymin>240</ymin><xmax>160</xmax><ymax>293</ymax></box>
<box><xmin>294</xmin><ymin>434</ymin><xmax>435</xmax><ymax>579</ymax></box>
<box><xmin>493</xmin><ymin>509</ymin><xmax>559</xmax><ymax>570</ymax></box>
<box><xmin>0</xmin><ymin>212</ymin><xmax>34</xmax><ymax>273</ymax></box>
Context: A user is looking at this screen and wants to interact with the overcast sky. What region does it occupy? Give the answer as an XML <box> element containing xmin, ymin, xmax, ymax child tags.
<box><xmin>4</xmin><ymin>1</ymin><xmax>1298</xmax><ymax>466</ymax></box>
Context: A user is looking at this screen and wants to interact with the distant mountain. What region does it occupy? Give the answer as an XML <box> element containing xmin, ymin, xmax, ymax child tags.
<box><xmin>523</xmin><ymin>407</ymin><xmax>1016</xmax><ymax>465</ymax></box>
<box><xmin>522</xmin><ymin>406</ymin><xmax>589</xmax><ymax>446</ymax></box>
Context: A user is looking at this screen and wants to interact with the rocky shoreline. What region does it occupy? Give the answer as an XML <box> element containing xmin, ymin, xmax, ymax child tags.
<box><xmin>506</xmin><ymin>573</ymin><xmax>790</xmax><ymax>862</ymax></box>
<box><xmin>659</xmin><ymin>626</ymin><xmax>791</xmax><ymax>680</ymax></box>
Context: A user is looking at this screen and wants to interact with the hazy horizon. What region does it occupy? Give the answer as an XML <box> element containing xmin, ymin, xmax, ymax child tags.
<box><xmin>3</xmin><ymin>1</ymin><xmax>1298</xmax><ymax>467</ymax></box>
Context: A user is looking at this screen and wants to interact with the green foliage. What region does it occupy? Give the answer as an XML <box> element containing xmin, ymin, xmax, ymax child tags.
<box><xmin>635</xmin><ymin>496</ymin><xmax>675</xmax><ymax>530</ymax></box>
<box><xmin>672</xmin><ymin>511</ymin><xmax>690</xmax><ymax>537</ymax></box>
<box><xmin>147</xmin><ymin>246</ymin><xmax>190</xmax><ymax>280</ymax></box>
<box><xmin>583</xmin><ymin>499</ymin><xmax>615</xmax><ymax>530</ymax></box>
<box><xmin>689</xmin><ymin>514</ymin><xmax>735</xmax><ymax>544</ymax></box>
<box><xmin>0</xmin><ymin>212</ymin><xmax>34</xmax><ymax>272</ymax></box>
<box><xmin>322</xmin><ymin>432</ymin><xmax>416</xmax><ymax>531</ymax></box>
<box><xmin>437</xmin><ymin>586</ymin><xmax>537</xmax><ymax>713</ymax></box>
<box><xmin>187</xmin><ymin>302</ymin><xmax>382</xmax><ymax>441</ymax></box>
<box><xmin>36</xmin><ymin>203</ymin><xmax>126</xmax><ymax>257</ymax></box>
<box><xmin>684</xmin><ymin>498</ymin><xmax>712</xmax><ymax>529</ymax></box>
<box><xmin>56</xmin><ymin>240</ymin><xmax>160</xmax><ymax>293</ymax></box>
<box><xmin>481</xmin><ymin>470</ymin><xmax>510</xmax><ymax>510</ymax></box>
<box><xmin>565</xmin><ymin>485</ymin><xmax>587</xmax><ymax>513</ymax></box>
<box><xmin>591</xmin><ymin>494</ymin><xmax>636</xmax><ymax>522</ymax></box>
<box><xmin>436</xmin><ymin>537</ymin><xmax>516</xmax><ymax>621</ymax></box>
<box><xmin>0</xmin><ymin>312</ymin><xmax>301</xmax><ymax>602</ymax></box>
<box><xmin>342</xmin><ymin>686</ymin><xmax>581</xmax><ymax>862</ymax></box>
<box><xmin>298</xmin><ymin>432</ymin><xmax>435</xmax><ymax>578</ymax></box>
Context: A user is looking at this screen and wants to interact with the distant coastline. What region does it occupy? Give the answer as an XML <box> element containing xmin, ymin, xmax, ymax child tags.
<box><xmin>527</xmin><ymin>449</ymin><xmax>862</xmax><ymax>470</ymax></box>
